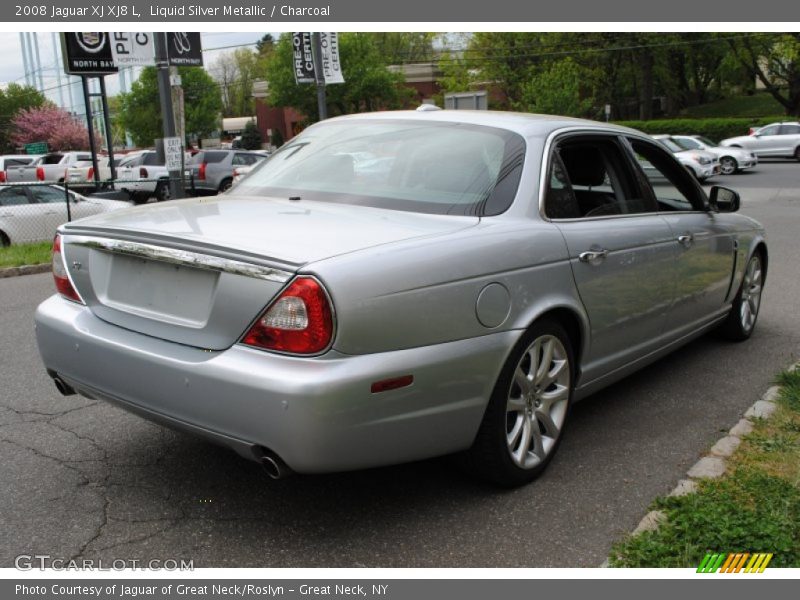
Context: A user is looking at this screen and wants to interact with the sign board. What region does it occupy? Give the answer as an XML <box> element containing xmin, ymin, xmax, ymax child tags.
<box><xmin>24</xmin><ymin>142</ymin><xmax>48</xmax><ymax>155</ymax></box>
<box><xmin>604</xmin><ymin>104</ymin><xmax>612</xmax><ymax>121</ymax></box>
<box><xmin>444</xmin><ymin>91</ymin><xmax>488</xmax><ymax>110</ymax></box>
<box><xmin>166</xmin><ymin>33</ymin><xmax>203</xmax><ymax>67</ymax></box>
<box><xmin>110</xmin><ymin>32</ymin><xmax>154</xmax><ymax>67</ymax></box>
<box><xmin>319</xmin><ymin>32</ymin><xmax>344</xmax><ymax>84</ymax></box>
<box><xmin>163</xmin><ymin>137</ymin><xmax>184</xmax><ymax>171</ymax></box>
<box><xmin>60</xmin><ymin>32</ymin><xmax>118</xmax><ymax>75</ymax></box>
<box><xmin>292</xmin><ymin>32</ymin><xmax>316</xmax><ymax>84</ymax></box>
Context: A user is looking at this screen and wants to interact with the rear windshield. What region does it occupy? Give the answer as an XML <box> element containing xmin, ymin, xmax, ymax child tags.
<box><xmin>189</xmin><ymin>151</ymin><xmax>228</xmax><ymax>164</ymax></box>
<box><xmin>40</xmin><ymin>154</ymin><xmax>65</xmax><ymax>165</ymax></box>
<box><xmin>231</xmin><ymin>119</ymin><xmax>525</xmax><ymax>216</ymax></box>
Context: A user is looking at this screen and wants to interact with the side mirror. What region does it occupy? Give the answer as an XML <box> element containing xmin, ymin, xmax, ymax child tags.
<box><xmin>708</xmin><ymin>186</ymin><xmax>740</xmax><ymax>213</ymax></box>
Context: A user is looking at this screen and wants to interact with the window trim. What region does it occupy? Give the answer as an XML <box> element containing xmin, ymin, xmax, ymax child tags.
<box><xmin>539</xmin><ymin>129</ymin><xmax>659</xmax><ymax>222</ymax></box>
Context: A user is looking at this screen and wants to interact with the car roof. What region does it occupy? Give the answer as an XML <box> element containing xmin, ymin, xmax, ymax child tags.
<box><xmin>321</xmin><ymin>109</ymin><xmax>645</xmax><ymax>138</ymax></box>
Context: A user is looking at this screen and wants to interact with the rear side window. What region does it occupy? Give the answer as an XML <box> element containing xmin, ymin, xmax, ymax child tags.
<box><xmin>779</xmin><ymin>124</ymin><xmax>800</xmax><ymax>135</ymax></box>
<box><xmin>0</xmin><ymin>187</ymin><xmax>30</xmax><ymax>206</ymax></box>
<box><xmin>545</xmin><ymin>136</ymin><xmax>654</xmax><ymax>219</ymax></box>
<box><xmin>189</xmin><ymin>151</ymin><xmax>228</xmax><ymax>164</ymax></box>
<box><xmin>143</xmin><ymin>152</ymin><xmax>162</xmax><ymax>166</ymax></box>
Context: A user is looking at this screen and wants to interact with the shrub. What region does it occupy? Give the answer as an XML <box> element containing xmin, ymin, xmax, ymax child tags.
<box><xmin>613</xmin><ymin>116</ymin><xmax>789</xmax><ymax>144</ymax></box>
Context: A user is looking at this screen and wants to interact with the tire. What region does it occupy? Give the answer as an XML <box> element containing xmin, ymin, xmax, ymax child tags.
<box><xmin>155</xmin><ymin>181</ymin><xmax>171</xmax><ymax>202</ymax></box>
<box><xmin>794</xmin><ymin>147</ymin><xmax>800</xmax><ymax>161</ymax></box>
<box><xmin>719</xmin><ymin>156</ymin><xmax>738</xmax><ymax>175</ymax></box>
<box><xmin>465</xmin><ymin>318</ymin><xmax>574</xmax><ymax>487</ymax></box>
<box><xmin>0</xmin><ymin>231</ymin><xmax>10</xmax><ymax>248</ymax></box>
<box><xmin>219</xmin><ymin>178</ymin><xmax>233</xmax><ymax>193</ymax></box>
<box><xmin>131</xmin><ymin>192</ymin><xmax>148</xmax><ymax>205</ymax></box>
<box><xmin>718</xmin><ymin>251</ymin><xmax>765</xmax><ymax>341</ymax></box>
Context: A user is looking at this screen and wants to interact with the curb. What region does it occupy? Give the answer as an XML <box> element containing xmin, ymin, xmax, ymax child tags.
<box><xmin>0</xmin><ymin>264</ymin><xmax>50</xmax><ymax>279</ymax></box>
<box><xmin>603</xmin><ymin>365</ymin><xmax>797</xmax><ymax>567</ymax></box>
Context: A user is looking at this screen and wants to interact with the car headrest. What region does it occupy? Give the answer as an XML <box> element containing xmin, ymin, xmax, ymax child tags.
<box><xmin>559</xmin><ymin>146</ymin><xmax>607</xmax><ymax>187</ymax></box>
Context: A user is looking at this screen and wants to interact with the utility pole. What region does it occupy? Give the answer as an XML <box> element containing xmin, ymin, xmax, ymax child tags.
<box><xmin>153</xmin><ymin>32</ymin><xmax>184</xmax><ymax>199</ymax></box>
<box><xmin>311</xmin><ymin>32</ymin><xmax>327</xmax><ymax>121</ymax></box>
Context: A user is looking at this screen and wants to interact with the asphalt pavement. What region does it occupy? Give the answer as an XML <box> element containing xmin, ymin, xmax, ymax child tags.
<box><xmin>1</xmin><ymin>161</ymin><xmax>799</xmax><ymax>568</ymax></box>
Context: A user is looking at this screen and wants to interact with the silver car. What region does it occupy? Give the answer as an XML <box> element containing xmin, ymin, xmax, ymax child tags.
<box><xmin>720</xmin><ymin>121</ymin><xmax>800</xmax><ymax>159</ymax></box>
<box><xmin>35</xmin><ymin>111</ymin><xmax>767</xmax><ymax>486</ymax></box>
<box><xmin>652</xmin><ymin>135</ymin><xmax>721</xmax><ymax>181</ymax></box>
<box><xmin>671</xmin><ymin>135</ymin><xmax>758</xmax><ymax>175</ymax></box>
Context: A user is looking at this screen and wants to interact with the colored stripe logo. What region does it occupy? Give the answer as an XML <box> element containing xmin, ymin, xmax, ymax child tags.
<box><xmin>697</xmin><ymin>553</ymin><xmax>773</xmax><ymax>573</ymax></box>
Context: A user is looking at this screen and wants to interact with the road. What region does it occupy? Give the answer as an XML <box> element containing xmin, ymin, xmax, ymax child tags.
<box><xmin>1</xmin><ymin>162</ymin><xmax>799</xmax><ymax>568</ymax></box>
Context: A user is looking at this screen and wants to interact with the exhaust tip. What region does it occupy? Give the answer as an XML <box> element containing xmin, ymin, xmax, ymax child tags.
<box><xmin>256</xmin><ymin>447</ymin><xmax>291</xmax><ymax>480</ymax></box>
<box><xmin>53</xmin><ymin>376</ymin><xmax>76</xmax><ymax>396</ymax></box>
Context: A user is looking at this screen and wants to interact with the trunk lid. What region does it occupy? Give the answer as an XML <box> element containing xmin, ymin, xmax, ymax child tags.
<box><xmin>60</xmin><ymin>195</ymin><xmax>478</xmax><ymax>350</ymax></box>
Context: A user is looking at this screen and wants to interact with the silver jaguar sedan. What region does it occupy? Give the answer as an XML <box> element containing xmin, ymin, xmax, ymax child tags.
<box><xmin>35</xmin><ymin>110</ymin><xmax>767</xmax><ymax>487</ymax></box>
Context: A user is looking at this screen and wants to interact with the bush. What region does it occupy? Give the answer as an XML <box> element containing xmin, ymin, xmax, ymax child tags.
<box><xmin>613</xmin><ymin>116</ymin><xmax>788</xmax><ymax>144</ymax></box>
<box><xmin>239</xmin><ymin>120</ymin><xmax>262</xmax><ymax>150</ymax></box>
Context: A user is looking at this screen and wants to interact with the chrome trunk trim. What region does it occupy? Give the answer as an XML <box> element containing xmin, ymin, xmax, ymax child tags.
<box><xmin>66</xmin><ymin>235</ymin><xmax>292</xmax><ymax>283</ymax></box>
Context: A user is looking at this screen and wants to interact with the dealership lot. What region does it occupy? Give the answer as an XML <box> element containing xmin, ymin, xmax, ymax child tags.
<box><xmin>2</xmin><ymin>162</ymin><xmax>799</xmax><ymax>568</ymax></box>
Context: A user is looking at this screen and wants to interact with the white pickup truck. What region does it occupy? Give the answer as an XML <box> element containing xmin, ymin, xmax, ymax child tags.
<box><xmin>115</xmin><ymin>151</ymin><xmax>176</xmax><ymax>204</ymax></box>
<box><xmin>65</xmin><ymin>157</ymin><xmax>120</xmax><ymax>191</ymax></box>
<box><xmin>5</xmin><ymin>152</ymin><xmax>93</xmax><ymax>184</ymax></box>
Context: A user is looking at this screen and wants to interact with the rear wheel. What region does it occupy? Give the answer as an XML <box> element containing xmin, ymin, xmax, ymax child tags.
<box><xmin>719</xmin><ymin>156</ymin><xmax>738</xmax><ymax>175</ymax></box>
<box><xmin>155</xmin><ymin>181</ymin><xmax>171</xmax><ymax>202</ymax></box>
<box><xmin>465</xmin><ymin>319</ymin><xmax>574</xmax><ymax>486</ymax></box>
<box><xmin>219</xmin><ymin>178</ymin><xmax>233</xmax><ymax>193</ymax></box>
<box><xmin>0</xmin><ymin>231</ymin><xmax>10</xmax><ymax>247</ymax></box>
<box><xmin>794</xmin><ymin>147</ymin><xmax>800</xmax><ymax>161</ymax></box>
<box><xmin>719</xmin><ymin>252</ymin><xmax>764</xmax><ymax>341</ymax></box>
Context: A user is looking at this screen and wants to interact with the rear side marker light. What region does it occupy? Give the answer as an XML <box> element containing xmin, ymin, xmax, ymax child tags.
<box><xmin>371</xmin><ymin>375</ymin><xmax>414</xmax><ymax>394</ymax></box>
<box><xmin>242</xmin><ymin>276</ymin><xmax>334</xmax><ymax>355</ymax></box>
<box><xmin>52</xmin><ymin>234</ymin><xmax>83</xmax><ymax>304</ymax></box>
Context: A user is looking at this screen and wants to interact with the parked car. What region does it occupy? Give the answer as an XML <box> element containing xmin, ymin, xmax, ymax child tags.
<box><xmin>5</xmin><ymin>152</ymin><xmax>93</xmax><ymax>184</ymax></box>
<box><xmin>720</xmin><ymin>122</ymin><xmax>800</xmax><ymax>159</ymax></box>
<box><xmin>0</xmin><ymin>154</ymin><xmax>40</xmax><ymax>184</ymax></box>
<box><xmin>670</xmin><ymin>135</ymin><xmax>757</xmax><ymax>175</ymax></box>
<box><xmin>0</xmin><ymin>184</ymin><xmax>129</xmax><ymax>246</ymax></box>
<box><xmin>35</xmin><ymin>111</ymin><xmax>766</xmax><ymax>486</ymax></box>
<box><xmin>115</xmin><ymin>151</ymin><xmax>173</xmax><ymax>204</ymax></box>
<box><xmin>188</xmin><ymin>150</ymin><xmax>267</xmax><ymax>194</ymax></box>
<box><xmin>65</xmin><ymin>157</ymin><xmax>122</xmax><ymax>191</ymax></box>
<box><xmin>652</xmin><ymin>135</ymin><xmax>720</xmax><ymax>181</ymax></box>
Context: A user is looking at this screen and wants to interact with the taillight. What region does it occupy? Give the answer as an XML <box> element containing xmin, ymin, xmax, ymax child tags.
<box><xmin>52</xmin><ymin>235</ymin><xmax>83</xmax><ymax>304</ymax></box>
<box><xmin>36</xmin><ymin>166</ymin><xmax>44</xmax><ymax>181</ymax></box>
<box><xmin>198</xmin><ymin>162</ymin><xmax>207</xmax><ymax>180</ymax></box>
<box><xmin>139</xmin><ymin>167</ymin><xmax>148</xmax><ymax>178</ymax></box>
<box><xmin>0</xmin><ymin>170</ymin><xmax>5</xmax><ymax>183</ymax></box>
<box><xmin>242</xmin><ymin>277</ymin><xmax>334</xmax><ymax>354</ymax></box>
<box><xmin>87</xmin><ymin>166</ymin><xmax>94</xmax><ymax>181</ymax></box>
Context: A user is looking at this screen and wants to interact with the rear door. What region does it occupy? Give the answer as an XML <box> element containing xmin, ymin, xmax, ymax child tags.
<box><xmin>777</xmin><ymin>124</ymin><xmax>800</xmax><ymax>156</ymax></box>
<box><xmin>545</xmin><ymin>134</ymin><xmax>676</xmax><ymax>380</ymax></box>
<box><xmin>0</xmin><ymin>186</ymin><xmax>48</xmax><ymax>242</ymax></box>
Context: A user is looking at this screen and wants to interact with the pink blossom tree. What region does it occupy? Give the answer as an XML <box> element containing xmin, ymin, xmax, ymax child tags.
<box><xmin>10</xmin><ymin>105</ymin><xmax>94</xmax><ymax>151</ymax></box>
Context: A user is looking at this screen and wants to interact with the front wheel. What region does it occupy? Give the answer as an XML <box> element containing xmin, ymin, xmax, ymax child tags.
<box><xmin>465</xmin><ymin>319</ymin><xmax>574</xmax><ymax>486</ymax></box>
<box><xmin>719</xmin><ymin>156</ymin><xmax>738</xmax><ymax>175</ymax></box>
<box><xmin>718</xmin><ymin>252</ymin><xmax>764</xmax><ymax>341</ymax></box>
<box><xmin>794</xmin><ymin>147</ymin><xmax>800</xmax><ymax>161</ymax></box>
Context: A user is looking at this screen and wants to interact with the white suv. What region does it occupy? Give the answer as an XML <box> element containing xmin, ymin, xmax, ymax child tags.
<box><xmin>720</xmin><ymin>122</ymin><xmax>800</xmax><ymax>159</ymax></box>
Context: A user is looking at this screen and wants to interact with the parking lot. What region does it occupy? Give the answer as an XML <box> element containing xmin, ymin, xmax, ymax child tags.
<box><xmin>1</xmin><ymin>161</ymin><xmax>799</xmax><ymax>568</ymax></box>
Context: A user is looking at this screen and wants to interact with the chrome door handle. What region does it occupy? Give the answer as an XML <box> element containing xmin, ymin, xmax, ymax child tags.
<box><xmin>677</xmin><ymin>234</ymin><xmax>694</xmax><ymax>248</ymax></box>
<box><xmin>578</xmin><ymin>248</ymin><xmax>609</xmax><ymax>264</ymax></box>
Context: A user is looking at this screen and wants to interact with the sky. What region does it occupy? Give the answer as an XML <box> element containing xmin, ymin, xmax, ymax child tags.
<box><xmin>0</xmin><ymin>32</ymin><xmax>273</xmax><ymax>106</ymax></box>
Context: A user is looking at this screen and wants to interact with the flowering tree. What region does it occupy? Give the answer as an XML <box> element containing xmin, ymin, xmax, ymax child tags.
<box><xmin>11</xmin><ymin>106</ymin><xmax>92</xmax><ymax>151</ymax></box>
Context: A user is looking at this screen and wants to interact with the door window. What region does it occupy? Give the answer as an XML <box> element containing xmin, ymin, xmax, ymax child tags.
<box><xmin>0</xmin><ymin>187</ymin><xmax>30</xmax><ymax>206</ymax></box>
<box><xmin>628</xmin><ymin>138</ymin><xmax>705</xmax><ymax>212</ymax></box>
<box><xmin>545</xmin><ymin>137</ymin><xmax>654</xmax><ymax>219</ymax></box>
<box><xmin>757</xmin><ymin>125</ymin><xmax>780</xmax><ymax>136</ymax></box>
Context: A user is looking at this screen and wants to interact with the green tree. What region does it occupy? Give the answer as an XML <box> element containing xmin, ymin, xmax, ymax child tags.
<box><xmin>240</xmin><ymin>119</ymin><xmax>262</xmax><ymax>149</ymax></box>
<box><xmin>118</xmin><ymin>67</ymin><xmax>222</xmax><ymax>147</ymax></box>
<box><xmin>256</xmin><ymin>33</ymin><xmax>275</xmax><ymax>55</ymax></box>
<box><xmin>727</xmin><ymin>33</ymin><xmax>800</xmax><ymax>115</ymax></box>
<box><xmin>263</xmin><ymin>33</ymin><xmax>413</xmax><ymax>122</ymax></box>
<box><xmin>520</xmin><ymin>58</ymin><xmax>593</xmax><ymax>117</ymax></box>
<box><xmin>0</xmin><ymin>83</ymin><xmax>49</xmax><ymax>152</ymax></box>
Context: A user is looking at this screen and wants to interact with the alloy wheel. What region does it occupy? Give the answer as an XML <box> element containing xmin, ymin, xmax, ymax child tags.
<box><xmin>505</xmin><ymin>335</ymin><xmax>571</xmax><ymax>469</ymax></box>
<box><xmin>740</xmin><ymin>254</ymin><xmax>763</xmax><ymax>334</ymax></box>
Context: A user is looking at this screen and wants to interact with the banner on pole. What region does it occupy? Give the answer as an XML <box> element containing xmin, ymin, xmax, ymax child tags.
<box><xmin>111</xmin><ymin>32</ymin><xmax>155</xmax><ymax>66</ymax></box>
<box><xmin>292</xmin><ymin>32</ymin><xmax>316</xmax><ymax>84</ymax></box>
<box><xmin>319</xmin><ymin>32</ymin><xmax>345</xmax><ymax>84</ymax></box>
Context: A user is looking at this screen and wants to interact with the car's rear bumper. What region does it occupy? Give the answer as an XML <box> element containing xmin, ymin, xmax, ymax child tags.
<box><xmin>35</xmin><ymin>295</ymin><xmax>515</xmax><ymax>473</ymax></box>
